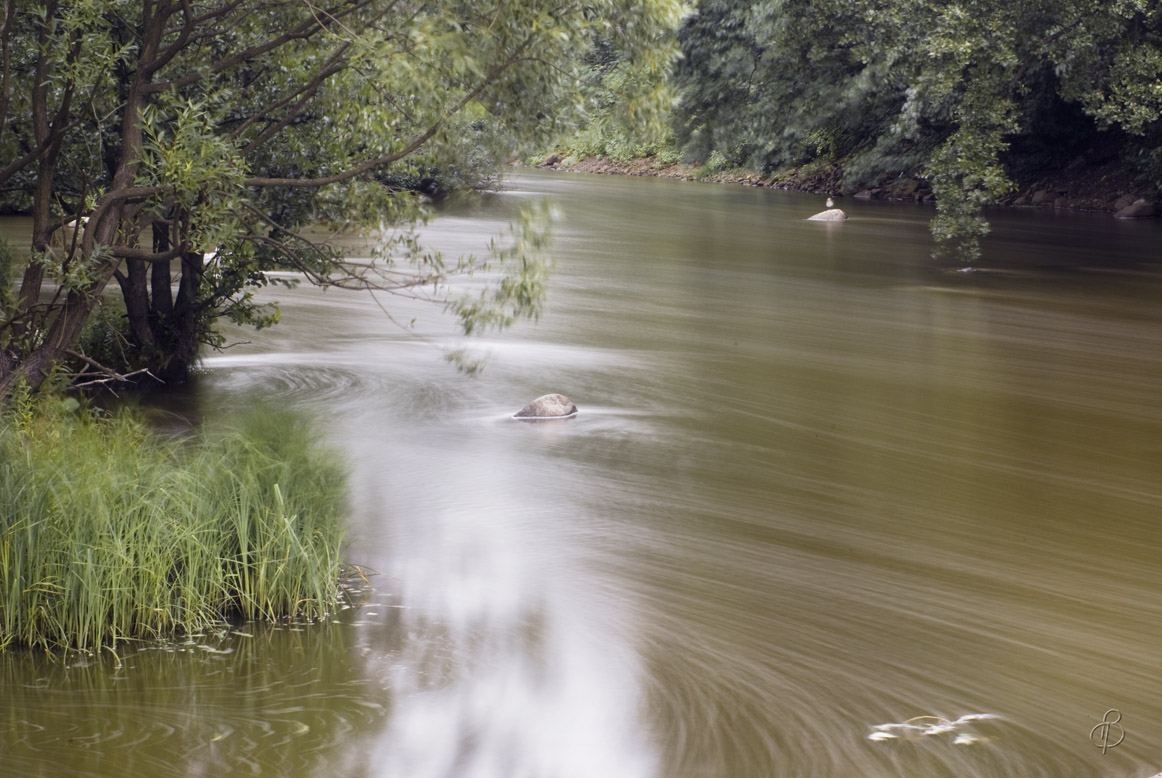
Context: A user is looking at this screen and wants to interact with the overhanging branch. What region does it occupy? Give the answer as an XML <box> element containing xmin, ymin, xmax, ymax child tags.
<box><xmin>243</xmin><ymin>41</ymin><xmax>532</xmax><ymax>188</ymax></box>
<box><xmin>143</xmin><ymin>0</ymin><xmax>380</xmax><ymax>95</ymax></box>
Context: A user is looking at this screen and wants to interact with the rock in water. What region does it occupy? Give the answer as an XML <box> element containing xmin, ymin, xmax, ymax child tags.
<box><xmin>1114</xmin><ymin>198</ymin><xmax>1159</xmax><ymax>219</ymax></box>
<box><xmin>807</xmin><ymin>208</ymin><xmax>848</xmax><ymax>221</ymax></box>
<box><xmin>514</xmin><ymin>393</ymin><xmax>578</xmax><ymax>419</ymax></box>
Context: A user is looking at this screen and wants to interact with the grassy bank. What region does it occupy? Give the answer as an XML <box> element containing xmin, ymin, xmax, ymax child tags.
<box><xmin>0</xmin><ymin>393</ymin><xmax>347</xmax><ymax>653</ymax></box>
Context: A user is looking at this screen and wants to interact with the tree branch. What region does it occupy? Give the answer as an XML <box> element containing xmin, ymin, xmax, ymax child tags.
<box><xmin>192</xmin><ymin>0</ymin><xmax>249</xmax><ymax>26</ymax></box>
<box><xmin>243</xmin><ymin>41</ymin><xmax>531</xmax><ymax>188</ymax></box>
<box><xmin>0</xmin><ymin>0</ymin><xmax>15</xmax><ymax>148</ymax></box>
<box><xmin>232</xmin><ymin>58</ymin><xmax>348</xmax><ymax>152</ymax></box>
<box><xmin>144</xmin><ymin>0</ymin><xmax>195</xmax><ymax>77</ymax></box>
<box><xmin>66</xmin><ymin>349</ymin><xmax>162</xmax><ymax>389</ymax></box>
<box><xmin>110</xmin><ymin>244</ymin><xmax>185</xmax><ymax>263</ymax></box>
<box><xmin>143</xmin><ymin>0</ymin><xmax>379</xmax><ymax>94</ymax></box>
<box><xmin>81</xmin><ymin>186</ymin><xmax>169</xmax><ymax>257</ymax></box>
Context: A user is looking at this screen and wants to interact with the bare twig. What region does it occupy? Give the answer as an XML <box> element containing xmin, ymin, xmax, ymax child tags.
<box><xmin>65</xmin><ymin>349</ymin><xmax>163</xmax><ymax>390</ymax></box>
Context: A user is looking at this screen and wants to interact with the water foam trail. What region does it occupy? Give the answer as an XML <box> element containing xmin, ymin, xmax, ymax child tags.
<box><xmin>337</xmin><ymin>420</ymin><xmax>658</xmax><ymax>778</ymax></box>
<box><xmin>368</xmin><ymin>602</ymin><xmax>654</xmax><ymax>778</ymax></box>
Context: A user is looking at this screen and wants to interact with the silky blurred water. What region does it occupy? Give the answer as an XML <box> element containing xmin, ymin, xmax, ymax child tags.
<box><xmin>3</xmin><ymin>171</ymin><xmax>1162</xmax><ymax>777</ymax></box>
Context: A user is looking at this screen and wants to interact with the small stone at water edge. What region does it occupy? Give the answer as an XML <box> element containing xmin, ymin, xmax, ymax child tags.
<box><xmin>514</xmin><ymin>393</ymin><xmax>578</xmax><ymax>419</ymax></box>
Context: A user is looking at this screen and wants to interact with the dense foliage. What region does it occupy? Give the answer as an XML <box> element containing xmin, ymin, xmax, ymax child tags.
<box><xmin>0</xmin><ymin>0</ymin><xmax>680</xmax><ymax>392</ymax></box>
<box><xmin>556</xmin><ymin>38</ymin><xmax>679</xmax><ymax>163</ymax></box>
<box><xmin>0</xmin><ymin>396</ymin><xmax>347</xmax><ymax>652</ymax></box>
<box><xmin>673</xmin><ymin>0</ymin><xmax>1162</xmax><ymax>261</ymax></box>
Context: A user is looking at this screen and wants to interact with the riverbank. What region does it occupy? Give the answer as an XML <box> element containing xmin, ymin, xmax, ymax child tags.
<box><xmin>530</xmin><ymin>154</ymin><xmax>1159</xmax><ymax>218</ymax></box>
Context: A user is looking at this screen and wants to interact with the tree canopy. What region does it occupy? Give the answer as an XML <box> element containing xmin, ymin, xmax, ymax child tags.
<box><xmin>673</xmin><ymin>0</ymin><xmax>1162</xmax><ymax>261</ymax></box>
<box><xmin>0</xmin><ymin>0</ymin><xmax>679</xmax><ymax>392</ymax></box>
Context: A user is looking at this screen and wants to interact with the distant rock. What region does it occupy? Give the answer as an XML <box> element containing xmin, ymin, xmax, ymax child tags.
<box><xmin>539</xmin><ymin>153</ymin><xmax>563</xmax><ymax>168</ymax></box>
<box><xmin>1113</xmin><ymin>193</ymin><xmax>1138</xmax><ymax>211</ymax></box>
<box><xmin>890</xmin><ymin>178</ymin><xmax>920</xmax><ymax>197</ymax></box>
<box><xmin>1031</xmin><ymin>189</ymin><xmax>1059</xmax><ymax>205</ymax></box>
<box><xmin>1114</xmin><ymin>198</ymin><xmax>1159</xmax><ymax>219</ymax></box>
<box><xmin>514</xmin><ymin>393</ymin><xmax>578</xmax><ymax>419</ymax></box>
<box><xmin>853</xmin><ymin>190</ymin><xmax>874</xmax><ymax>199</ymax></box>
<box><xmin>807</xmin><ymin>208</ymin><xmax>848</xmax><ymax>221</ymax></box>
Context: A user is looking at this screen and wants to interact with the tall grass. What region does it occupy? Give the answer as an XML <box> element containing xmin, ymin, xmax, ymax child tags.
<box><xmin>0</xmin><ymin>391</ymin><xmax>347</xmax><ymax>652</ymax></box>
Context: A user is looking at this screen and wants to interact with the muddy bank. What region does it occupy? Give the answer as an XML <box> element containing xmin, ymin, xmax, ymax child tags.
<box><xmin>529</xmin><ymin>154</ymin><xmax>1158</xmax><ymax>218</ymax></box>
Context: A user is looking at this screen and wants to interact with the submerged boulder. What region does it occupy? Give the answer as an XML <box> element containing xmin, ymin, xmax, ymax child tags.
<box><xmin>514</xmin><ymin>393</ymin><xmax>578</xmax><ymax>419</ymax></box>
<box><xmin>807</xmin><ymin>208</ymin><xmax>848</xmax><ymax>221</ymax></box>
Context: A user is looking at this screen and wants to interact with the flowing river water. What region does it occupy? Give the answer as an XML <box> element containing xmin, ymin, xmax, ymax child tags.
<box><xmin>3</xmin><ymin>170</ymin><xmax>1162</xmax><ymax>777</ymax></box>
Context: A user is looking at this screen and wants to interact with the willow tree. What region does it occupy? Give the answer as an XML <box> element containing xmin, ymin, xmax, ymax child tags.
<box><xmin>0</xmin><ymin>0</ymin><xmax>679</xmax><ymax>391</ymax></box>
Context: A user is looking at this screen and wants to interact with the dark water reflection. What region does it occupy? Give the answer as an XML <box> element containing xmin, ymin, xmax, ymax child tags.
<box><xmin>4</xmin><ymin>172</ymin><xmax>1162</xmax><ymax>777</ymax></box>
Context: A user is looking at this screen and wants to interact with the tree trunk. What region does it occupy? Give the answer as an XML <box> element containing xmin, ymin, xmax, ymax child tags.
<box><xmin>15</xmin><ymin>2</ymin><xmax>60</xmax><ymax>331</ymax></box>
<box><xmin>0</xmin><ymin>286</ymin><xmax>93</xmax><ymax>395</ymax></box>
<box><xmin>149</xmin><ymin>223</ymin><xmax>175</xmax><ymax>334</ymax></box>
<box><xmin>118</xmin><ymin>258</ymin><xmax>157</xmax><ymax>352</ymax></box>
<box><xmin>0</xmin><ymin>0</ymin><xmax>166</xmax><ymax>397</ymax></box>
<box><xmin>153</xmin><ymin>251</ymin><xmax>203</xmax><ymax>384</ymax></box>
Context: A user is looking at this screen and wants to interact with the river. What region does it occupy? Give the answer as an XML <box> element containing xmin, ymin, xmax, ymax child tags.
<box><xmin>3</xmin><ymin>170</ymin><xmax>1162</xmax><ymax>777</ymax></box>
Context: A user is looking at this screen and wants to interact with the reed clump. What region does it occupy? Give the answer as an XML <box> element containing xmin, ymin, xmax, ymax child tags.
<box><xmin>0</xmin><ymin>389</ymin><xmax>346</xmax><ymax>652</ymax></box>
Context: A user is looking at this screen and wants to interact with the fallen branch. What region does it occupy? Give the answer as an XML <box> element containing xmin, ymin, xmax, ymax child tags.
<box><xmin>65</xmin><ymin>349</ymin><xmax>163</xmax><ymax>392</ymax></box>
